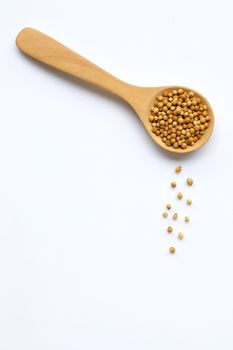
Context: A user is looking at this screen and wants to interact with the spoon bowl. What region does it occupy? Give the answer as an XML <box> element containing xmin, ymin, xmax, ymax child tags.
<box><xmin>16</xmin><ymin>28</ymin><xmax>214</xmax><ymax>154</ymax></box>
<box><xmin>130</xmin><ymin>85</ymin><xmax>214</xmax><ymax>153</ymax></box>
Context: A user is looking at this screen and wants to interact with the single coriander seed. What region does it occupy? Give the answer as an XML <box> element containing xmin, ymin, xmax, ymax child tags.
<box><xmin>187</xmin><ymin>177</ymin><xmax>193</xmax><ymax>186</ymax></box>
<box><xmin>177</xmin><ymin>192</ymin><xmax>183</xmax><ymax>200</ymax></box>
<box><xmin>163</xmin><ymin>212</ymin><xmax>168</xmax><ymax>218</ymax></box>
<box><xmin>167</xmin><ymin>226</ymin><xmax>173</xmax><ymax>233</ymax></box>
<box><xmin>186</xmin><ymin>199</ymin><xmax>192</xmax><ymax>205</ymax></box>
<box><xmin>149</xmin><ymin>115</ymin><xmax>154</xmax><ymax>122</ymax></box>
<box><xmin>171</xmin><ymin>181</ymin><xmax>177</xmax><ymax>188</ymax></box>
<box><xmin>185</xmin><ymin>216</ymin><xmax>190</xmax><ymax>222</ymax></box>
<box><xmin>173</xmin><ymin>213</ymin><xmax>178</xmax><ymax>220</ymax></box>
<box><xmin>169</xmin><ymin>246</ymin><xmax>176</xmax><ymax>254</ymax></box>
<box><xmin>166</xmin><ymin>203</ymin><xmax>172</xmax><ymax>210</ymax></box>
<box><xmin>178</xmin><ymin>232</ymin><xmax>184</xmax><ymax>240</ymax></box>
<box><xmin>175</xmin><ymin>165</ymin><xmax>182</xmax><ymax>173</ymax></box>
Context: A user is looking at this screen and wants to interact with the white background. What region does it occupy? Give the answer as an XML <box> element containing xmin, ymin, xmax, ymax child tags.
<box><xmin>0</xmin><ymin>0</ymin><xmax>232</xmax><ymax>349</ymax></box>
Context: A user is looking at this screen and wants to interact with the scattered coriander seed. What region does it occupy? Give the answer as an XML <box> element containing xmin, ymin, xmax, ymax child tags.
<box><xmin>175</xmin><ymin>165</ymin><xmax>182</xmax><ymax>173</ymax></box>
<box><xmin>169</xmin><ymin>246</ymin><xmax>176</xmax><ymax>254</ymax></box>
<box><xmin>187</xmin><ymin>177</ymin><xmax>193</xmax><ymax>186</ymax></box>
<box><xmin>163</xmin><ymin>212</ymin><xmax>168</xmax><ymax>218</ymax></box>
<box><xmin>177</xmin><ymin>192</ymin><xmax>183</xmax><ymax>200</ymax></box>
<box><xmin>167</xmin><ymin>226</ymin><xmax>173</xmax><ymax>233</ymax></box>
<box><xmin>173</xmin><ymin>213</ymin><xmax>178</xmax><ymax>220</ymax></box>
<box><xmin>185</xmin><ymin>216</ymin><xmax>190</xmax><ymax>222</ymax></box>
<box><xmin>178</xmin><ymin>232</ymin><xmax>184</xmax><ymax>240</ymax></box>
<box><xmin>171</xmin><ymin>181</ymin><xmax>176</xmax><ymax>188</ymax></box>
<box><xmin>166</xmin><ymin>203</ymin><xmax>171</xmax><ymax>210</ymax></box>
<box><xmin>186</xmin><ymin>199</ymin><xmax>192</xmax><ymax>205</ymax></box>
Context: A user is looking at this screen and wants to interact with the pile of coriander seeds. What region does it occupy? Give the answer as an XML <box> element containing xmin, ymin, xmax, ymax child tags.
<box><xmin>149</xmin><ymin>88</ymin><xmax>210</xmax><ymax>150</ymax></box>
<box><xmin>162</xmin><ymin>165</ymin><xmax>193</xmax><ymax>254</ymax></box>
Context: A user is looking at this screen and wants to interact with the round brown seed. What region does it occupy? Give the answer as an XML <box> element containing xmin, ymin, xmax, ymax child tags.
<box><xmin>167</xmin><ymin>226</ymin><xmax>173</xmax><ymax>233</ymax></box>
<box><xmin>178</xmin><ymin>232</ymin><xmax>184</xmax><ymax>240</ymax></box>
<box><xmin>177</xmin><ymin>192</ymin><xmax>183</xmax><ymax>200</ymax></box>
<box><xmin>175</xmin><ymin>165</ymin><xmax>182</xmax><ymax>173</ymax></box>
<box><xmin>187</xmin><ymin>178</ymin><xmax>193</xmax><ymax>186</ymax></box>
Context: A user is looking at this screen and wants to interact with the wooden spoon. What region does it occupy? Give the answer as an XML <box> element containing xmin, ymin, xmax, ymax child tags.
<box><xmin>16</xmin><ymin>28</ymin><xmax>214</xmax><ymax>153</ymax></box>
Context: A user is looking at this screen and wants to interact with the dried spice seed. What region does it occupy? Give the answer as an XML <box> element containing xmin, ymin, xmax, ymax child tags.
<box><xmin>167</xmin><ymin>226</ymin><xmax>173</xmax><ymax>233</ymax></box>
<box><xmin>173</xmin><ymin>213</ymin><xmax>178</xmax><ymax>220</ymax></box>
<box><xmin>185</xmin><ymin>216</ymin><xmax>190</xmax><ymax>222</ymax></box>
<box><xmin>186</xmin><ymin>199</ymin><xmax>192</xmax><ymax>205</ymax></box>
<box><xmin>171</xmin><ymin>181</ymin><xmax>176</xmax><ymax>188</ymax></box>
<box><xmin>178</xmin><ymin>232</ymin><xmax>184</xmax><ymax>240</ymax></box>
<box><xmin>163</xmin><ymin>212</ymin><xmax>168</xmax><ymax>218</ymax></box>
<box><xmin>187</xmin><ymin>178</ymin><xmax>193</xmax><ymax>186</ymax></box>
<box><xmin>175</xmin><ymin>165</ymin><xmax>182</xmax><ymax>173</ymax></box>
<box><xmin>169</xmin><ymin>246</ymin><xmax>176</xmax><ymax>254</ymax></box>
<box><xmin>149</xmin><ymin>115</ymin><xmax>154</xmax><ymax>122</ymax></box>
<box><xmin>149</xmin><ymin>88</ymin><xmax>210</xmax><ymax>150</ymax></box>
<box><xmin>166</xmin><ymin>203</ymin><xmax>171</xmax><ymax>210</ymax></box>
<box><xmin>177</xmin><ymin>192</ymin><xmax>183</xmax><ymax>200</ymax></box>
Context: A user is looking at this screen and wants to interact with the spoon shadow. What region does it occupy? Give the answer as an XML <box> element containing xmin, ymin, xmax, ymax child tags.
<box><xmin>16</xmin><ymin>48</ymin><xmax>211</xmax><ymax>161</ymax></box>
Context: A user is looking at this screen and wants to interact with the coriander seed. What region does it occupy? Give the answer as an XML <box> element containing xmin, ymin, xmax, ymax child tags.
<box><xmin>173</xmin><ymin>213</ymin><xmax>178</xmax><ymax>220</ymax></box>
<box><xmin>186</xmin><ymin>199</ymin><xmax>192</xmax><ymax>205</ymax></box>
<box><xmin>178</xmin><ymin>232</ymin><xmax>184</xmax><ymax>240</ymax></box>
<box><xmin>171</xmin><ymin>181</ymin><xmax>176</xmax><ymax>188</ymax></box>
<box><xmin>175</xmin><ymin>165</ymin><xmax>182</xmax><ymax>173</ymax></box>
<box><xmin>187</xmin><ymin>178</ymin><xmax>193</xmax><ymax>186</ymax></box>
<box><xmin>148</xmin><ymin>88</ymin><xmax>211</xmax><ymax>150</ymax></box>
<box><xmin>177</xmin><ymin>192</ymin><xmax>183</xmax><ymax>200</ymax></box>
<box><xmin>185</xmin><ymin>216</ymin><xmax>190</xmax><ymax>222</ymax></box>
<box><xmin>169</xmin><ymin>246</ymin><xmax>176</xmax><ymax>254</ymax></box>
<box><xmin>167</xmin><ymin>226</ymin><xmax>173</xmax><ymax>233</ymax></box>
<box><xmin>149</xmin><ymin>115</ymin><xmax>154</xmax><ymax>122</ymax></box>
<box><xmin>166</xmin><ymin>203</ymin><xmax>171</xmax><ymax>210</ymax></box>
<box><xmin>163</xmin><ymin>212</ymin><xmax>168</xmax><ymax>218</ymax></box>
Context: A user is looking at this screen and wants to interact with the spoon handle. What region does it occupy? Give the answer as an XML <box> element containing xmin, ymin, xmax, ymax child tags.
<box><xmin>16</xmin><ymin>28</ymin><xmax>135</xmax><ymax>101</ymax></box>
